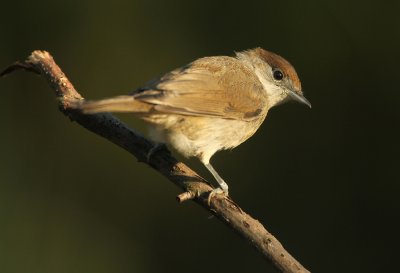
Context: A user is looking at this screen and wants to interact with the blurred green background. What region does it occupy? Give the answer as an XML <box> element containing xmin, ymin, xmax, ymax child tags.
<box><xmin>1</xmin><ymin>0</ymin><xmax>399</xmax><ymax>272</ymax></box>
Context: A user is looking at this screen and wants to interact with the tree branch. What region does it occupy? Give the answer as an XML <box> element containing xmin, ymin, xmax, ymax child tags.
<box><xmin>1</xmin><ymin>50</ymin><xmax>310</xmax><ymax>273</ymax></box>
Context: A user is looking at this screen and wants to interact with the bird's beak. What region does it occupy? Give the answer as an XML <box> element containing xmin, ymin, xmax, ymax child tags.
<box><xmin>288</xmin><ymin>90</ymin><xmax>312</xmax><ymax>108</ymax></box>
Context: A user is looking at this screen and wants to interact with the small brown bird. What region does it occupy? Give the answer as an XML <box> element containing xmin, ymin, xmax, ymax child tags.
<box><xmin>76</xmin><ymin>48</ymin><xmax>311</xmax><ymax>195</ymax></box>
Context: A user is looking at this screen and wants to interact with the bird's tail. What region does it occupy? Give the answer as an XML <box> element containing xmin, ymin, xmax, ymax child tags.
<box><xmin>72</xmin><ymin>95</ymin><xmax>153</xmax><ymax>114</ymax></box>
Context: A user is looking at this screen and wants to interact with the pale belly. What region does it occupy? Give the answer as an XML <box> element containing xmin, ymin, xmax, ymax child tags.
<box><xmin>144</xmin><ymin>114</ymin><xmax>266</xmax><ymax>162</ymax></box>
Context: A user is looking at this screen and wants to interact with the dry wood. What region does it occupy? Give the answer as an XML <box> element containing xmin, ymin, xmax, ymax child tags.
<box><xmin>1</xmin><ymin>51</ymin><xmax>310</xmax><ymax>273</ymax></box>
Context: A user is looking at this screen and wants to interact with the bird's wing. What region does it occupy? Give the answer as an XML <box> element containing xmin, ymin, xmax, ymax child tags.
<box><xmin>134</xmin><ymin>56</ymin><xmax>267</xmax><ymax>121</ymax></box>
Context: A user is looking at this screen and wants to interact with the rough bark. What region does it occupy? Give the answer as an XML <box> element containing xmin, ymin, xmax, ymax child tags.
<box><xmin>1</xmin><ymin>51</ymin><xmax>310</xmax><ymax>273</ymax></box>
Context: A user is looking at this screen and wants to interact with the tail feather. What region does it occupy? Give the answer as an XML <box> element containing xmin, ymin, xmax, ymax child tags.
<box><xmin>74</xmin><ymin>95</ymin><xmax>153</xmax><ymax>114</ymax></box>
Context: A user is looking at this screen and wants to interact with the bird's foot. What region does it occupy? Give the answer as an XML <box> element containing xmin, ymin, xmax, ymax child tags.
<box><xmin>207</xmin><ymin>187</ymin><xmax>229</xmax><ymax>206</ymax></box>
<box><xmin>146</xmin><ymin>143</ymin><xmax>169</xmax><ymax>163</ymax></box>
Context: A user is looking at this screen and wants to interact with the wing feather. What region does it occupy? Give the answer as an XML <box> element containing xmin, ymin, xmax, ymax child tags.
<box><xmin>134</xmin><ymin>56</ymin><xmax>267</xmax><ymax>121</ymax></box>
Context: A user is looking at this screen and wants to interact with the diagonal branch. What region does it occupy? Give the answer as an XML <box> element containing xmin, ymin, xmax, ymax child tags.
<box><xmin>1</xmin><ymin>50</ymin><xmax>310</xmax><ymax>273</ymax></box>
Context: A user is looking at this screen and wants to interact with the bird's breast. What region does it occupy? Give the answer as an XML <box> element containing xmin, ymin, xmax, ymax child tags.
<box><xmin>144</xmin><ymin>114</ymin><xmax>267</xmax><ymax>161</ymax></box>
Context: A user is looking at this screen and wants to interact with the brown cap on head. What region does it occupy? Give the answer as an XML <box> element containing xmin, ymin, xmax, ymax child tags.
<box><xmin>253</xmin><ymin>47</ymin><xmax>302</xmax><ymax>92</ymax></box>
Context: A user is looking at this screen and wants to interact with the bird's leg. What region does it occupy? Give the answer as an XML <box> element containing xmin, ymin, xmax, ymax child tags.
<box><xmin>204</xmin><ymin>162</ymin><xmax>229</xmax><ymax>195</ymax></box>
<box><xmin>146</xmin><ymin>143</ymin><xmax>169</xmax><ymax>163</ymax></box>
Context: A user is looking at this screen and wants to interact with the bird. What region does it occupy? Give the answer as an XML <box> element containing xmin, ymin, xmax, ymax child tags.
<box><xmin>74</xmin><ymin>47</ymin><xmax>311</xmax><ymax>196</ymax></box>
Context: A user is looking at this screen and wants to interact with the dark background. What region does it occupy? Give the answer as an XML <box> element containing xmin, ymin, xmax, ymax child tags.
<box><xmin>1</xmin><ymin>0</ymin><xmax>399</xmax><ymax>272</ymax></box>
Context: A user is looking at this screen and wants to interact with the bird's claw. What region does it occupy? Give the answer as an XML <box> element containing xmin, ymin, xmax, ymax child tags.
<box><xmin>207</xmin><ymin>187</ymin><xmax>228</xmax><ymax>206</ymax></box>
<box><xmin>146</xmin><ymin>143</ymin><xmax>168</xmax><ymax>162</ymax></box>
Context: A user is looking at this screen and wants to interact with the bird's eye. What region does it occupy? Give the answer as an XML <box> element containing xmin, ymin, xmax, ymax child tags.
<box><xmin>273</xmin><ymin>69</ymin><xmax>284</xmax><ymax>81</ymax></box>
